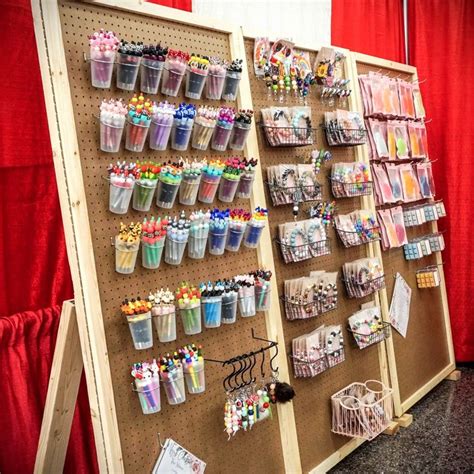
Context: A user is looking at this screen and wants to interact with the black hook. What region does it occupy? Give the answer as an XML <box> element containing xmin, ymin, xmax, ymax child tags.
<box><xmin>270</xmin><ymin>343</ymin><xmax>279</xmax><ymax>374</ymax></box>
<box><xmin>232</xmin><ymin>357</ymin><xmax>245</xmax><ymax>392</ymax></box>
<box><xmin>249</xmin><ymin>351</ymin><xmax>257</xmax><ymax>383</ymax></box>
<box><xmin>260</xmin><ymin>347</ymin><xmax>266</xmax><ymax>379</ymax></box>
<box><xmin>225</xmin><ymin>360</ymin><xmax>237</xmax><ymax>392</ymax></box>
<box><xmin>238</xmin><ymin>354</ymin><xmax>251</xmax><ymax>389</ymax></box>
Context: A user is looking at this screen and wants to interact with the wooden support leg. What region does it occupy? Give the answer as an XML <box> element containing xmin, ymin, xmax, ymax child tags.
<box><xmin>394</xmin><ymin>413</ymin><xmax>413</xmax><ymax>428</ymax></box>
<box><xmin>34</xmin><ymin>300</ymin><xmax>83</xmax><ymax>474</ymax></box>
<box><xmin>383</xmin><ymin>421</ymin><xmax>400</xmax><ymax>436</ymax></box>
<box><xmin>444</xmin><ymin>370</ymin><xmax>461</xmax><ymax>381</ymax></box>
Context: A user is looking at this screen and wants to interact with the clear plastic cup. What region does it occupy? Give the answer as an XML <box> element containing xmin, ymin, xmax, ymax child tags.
<box><xmin>255</xmin><ymin>285</ymin><xmax>271</xmax><ymax>311</ymax></box>
<box><xmin>132</xmin><ymin>180</ymin><xmax>157</xmax><ymax>212</ymax></box>
<box><xmin>179</xmin><ymin>174</ymin><xmax>201</xmax><ymax>205</ymax></box>
<box><xmin>164</xmin><ymin>236</ymin><xmax>187</xmax><ymax>265</ymax></box>
<box><xmin>225</xmin><ymin>227</ymin><xmax>246</xmax><ymax>252</ymax></box>
<box><xmin>134</xmin><ymin>376</ymin><xmax>161</xmax><ymax>414</ymax></box>
<box><xmin>149</xmin><ymin>120</ymin><xmax>172</xmax><ymax>150</ymax></box>
<box><xmin>90</xmin><ymin>49</ymin><xmax>115</xmax><ymax>89</ymax></box>
<box><xmin>171</xmin><ymin>121</ymin><xmax>193</xmax><ymax>151</ymax></box>
<box><xmin>109</xmin><ymin>180</ymin><xmax>134</xmax><ymax>214</ymax></box>
<box><xmin>179</xmin><ymin>304</ymin><xmax>202</xmax><ymax>335</ymax></box>
<box><xmin>188</xmin><ymin>234</ymin><xmax>208</xmax><ymax>259</ymax></box>
<box><xmin>125</xmin><ymin>119</ymin><xmax>150</xmax><ymax>152</ymax></box>
<box><xmin>208</xmin><ymin>229</ymin><xmax>228</xmax><ymax>256</ymax></box>
<box><xmin>127</xmin><ymin>311</ymin><xmax>153</xmax><ymax>350</ymax></box>
<box><xmin>202</xmin><ymin>296</ymin><xmax>222</xmax><ymax>328</ymax></box>
<box><xmin>156</xmin><ymin>179</ymin><xmax>180</xmax><ymax>209</ymax></box>
<box><xmin>185</xmin><ymin>67</ymin><xmax>208</xmax><ymax>100</ymax></box>
<box><xmin>222</xmin><ymin>70</ymin><xmax>241</xmax><ymax>101</ymax></box>
<box><xmin>211</xmin><ymin>123</ymin><xmax>233</xmax><ymax>151</ymax></box>
<box><xmin>198</xmin><ymin>173</ymin><xmax>221</xmax><ymax>204</ymax></box>
<box><xmin>229</xmin><ymin>122</ymin><xmax>251</xmax><ymax>150</ymax></box>
<box><xmin>161</xmin><ymin>59</ymin><xmax>186</xmax><ymax>96</ymax></box>
<box><xmin>152</xmin><ymin>306</ymin><xmax>176</xmax><ymax>343</ymax></box>
<box><xmin>115</xmin><ymin>236</ymin><xmax>139</xmax><ymax>274</ymax></box>
<box><xmin>140</xmin><ymin>58</ymin><xmax>164</xmax><ymax>94</ymax></box>
<box><xmin>161</xmin><ymin>369</ymin><xmax>186</xmax><ymax>405</ymax></box>
<box><xmin>141</xmin><ymin>239</ymin><xmax>165</xmax><ymax>269</ymax></box>
<box><xmin>205</xmin><ymin>70</ymin><xmax>226</xmax><ymax>100</ymax></box>
<box><xmin>243</xmin><ymin>223</ymin><xmax>264</xmax><ymax>248</ymax></box>
<box><xmin>116</xmin><ymin>52</ymin><xmax>141</xmax><ymax>91</ymax></box>
<box><xmin>218</xmin><ymin>176</ymin><xmax>240</xmax><ymax>203</ymax></box>
<box><xmin>191</xmin><ymin>122</ymin><xmax>215</xmax><ymax>150</ymax></box>
<box><xmin>221</xmin><ymin>293</ymin><xmax>238</xmax><ymax>324</ymax></box>
<box><xmin>100</xmin><ymin>120</ymin><xmax>124</xmax><ymax>153</ymax></box>
<box><xmin>236</xmin><ymin>172</ymin><xmax>255</xmax><ymax>199</ymax></box>
<box><xmin>238</xmin><ymin>286</ymin><xmax>256</xmax><ymax>317</ymax></box>
<box><xmin>183</xmin><ymin>360</ymin><xmax>205</xmax><ymax>394</ymax></box>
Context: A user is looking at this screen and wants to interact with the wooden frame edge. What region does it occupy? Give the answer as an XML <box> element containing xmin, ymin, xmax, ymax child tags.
<box><xmin>352</xmin><ymin>51</ymin><xmax>416</xmax><ymax>74</ymax></box>
<box><xmin>308</xmin><ymin>438</ymin><xmax>365</xmax><ymax>474</ymax></box>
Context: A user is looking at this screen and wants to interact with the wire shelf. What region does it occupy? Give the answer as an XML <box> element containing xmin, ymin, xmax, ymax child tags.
<box><xmin>342</xmin><ymin>274</ymin><xmax>386</xmax><ymax>299</ymax></box>
<box><xmin>280</xmin><ymin>295</ymin><xmax>337</xmax><ymax>320</ymax></box>
<box><xmin>330</xmin><ymin>178</ymin><xmax>373</xmax><ymax>198</ymax></box>
<box><xmin>275</xmin><ymin>238</ymin><xmax>331</xmax><ymax>264</ymax></box>
<box><xmin>290</xmin><ymin>347</ymin><xmax>345</xmax><ymax>378</ymax></box>
<box><xmin>265</xmin><ymin>181</ymin><xmax>323</xmax><ymax>207</ymax></box>
<box><xmin>322</xmin><ymin>125</ymin><xmax>367</xmax><ymax>147</ymax></box>
<box><xmin>260</xmin><ymin>125</ymin><xmax>316</xmax><ymax>147</ymax></box>
<box><xmin>334</xmin><ymin>225</ymin><xmax>382</xmax><ymax>248</ymax></box>
<box><xmin>347</xmin><ymin>322</ymin><xmax>391</xmax><ymax>349</ymax></box>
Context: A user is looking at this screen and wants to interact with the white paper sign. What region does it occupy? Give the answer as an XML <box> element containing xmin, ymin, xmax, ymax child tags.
<box><xmin>389</xmin><ymin>273</ymin><xmax>412</xmax><ymax>338</ymax></box>
<box><xmin>152</xmin><ymin>438</ymin><xmax>206</xmax><ymax>474</ymax></box>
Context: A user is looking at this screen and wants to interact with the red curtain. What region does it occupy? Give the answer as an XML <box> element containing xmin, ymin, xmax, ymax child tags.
<box><xmin>408</xmin><ymin>0</ymin><xmax>474</xmax><ymax>362</ymax></box>
<box><xmin>331</xmin><ymin>0</ymin><xmax>406</xmax><ymax>63</ymax></box>
<box><xmin>147</xmin><ymin>0</ymin><xmax>192</xmax><ymax>11</ymax></box>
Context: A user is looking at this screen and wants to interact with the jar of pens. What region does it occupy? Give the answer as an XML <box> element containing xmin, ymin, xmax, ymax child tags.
<box><xmin>200</xmin><ymin>281</ymin><xmax>224</xmax><ymax>328</ymax></box>
<box><xmin>156</xmin><ymin>162</ymin><xmax>182</xmax><ymax>209</ymax></box>
<box><xmin>149</xmin><ymin>288</ymin><xmax>176</xmax><ymax>343</ymax></box>
<box><xmin>89</xmin><ymin>29</ymin><xmax>119</xmax><ymax>88</ymax></box>
<box><xmin>161</xmin><ymin>49</ymin><xmax>189</xmax><ymax>97</ymax></box>
<box><xmin>205</xmin><ymin>57</ymin><xmax>227</xmax><ymax>100</ymax></box>
<box><xmin>107</xmin><ymin>162</ymin><xmax>139</xmax><ymax>215</ymax></box>
<box><xmin>132</xmin><ymin>163</ymin><xmax>159</xmax><ymax>212</ymax></box>
<box><xmin>171</xmin><ymin>103</ymin><xmax>196</xmax><ymax>151</ymax></box>
<box><xmin>243</xmin><ymin>207</ymin><xmax>268</xmax><ymax>248</ymax></box>
<box><xmin>159</xmin><ymin>356</ymin><xmax>187</xmax><ymax>405</ymax></box>
<box><xmin>226</xmin><ymin>209</ymin><xmax>250</xmax><ymax>252</ymax></box>
<box><xmin>121</xmin><ymin>298</ymin><xmax>153</xmax><ymax>350</ymax></box>
<box><xmin>208</xmin><ymin>208</ymin><xmax>229</xmax><ymax>256</ymax></box>
<box><xmin>179</xmin><ymin>158</ymin><xmax>206</xmax><ymax>206</ymax></box>
<box><xmin>229</xmin><ymin>110</ymin><xmax>253</xmax><ymax>151</ymax></box>
<box><xmin>99</xmin><ymin>98</ymin><xmax>127</xmax><ymax>153</ymax></box>
<box><xmin>218</xmin><ymin>157</ymin><xmax>243</xmax><ymax>203</ymax></box>
<box><xmin>149</xmin><ymin>101</ymin><xmax>175</xmax><ymax>151</ymax></box>
<box><xmin>222</xmin><ymin>59</ymin><xmax>243</xmax><ymax>101</ymax></box>
<box><xmin>221</xmin><ymin>280</ymin><xmax>239</xmax><ymax>324</ymax></box>
<box><xmin>115</xmin><ymin>222</ymin><xmax>142</xmax><ymax>274</ymax></box>
<box><xmin>116</xmin><ymin>40</ymin><xmax>143</xmax><ymax>91</ymax></box>
<box><xmin>198</xmin><ymin>159</ymin><xmax>225</xmax><ymax>204</ymax></box>
<box><xmin>254</xmin><ymin>269</ymin><xmax>272</xmax><ymax>311</ymax></box>
<box><xmin>141</xmin><ymin>217</ymin><xmax>167</xmax><ymax>269</ymax></box>
<box><xmin>236</xmin><ymin>158</ymin><xmax>258</xmax><ymax>199</ymax></box>
<box><xmin>211</xmin><ymin>107</ymin><xmax>235</xmax><ymax>151</ymax></box>
<box><xmin>165</xmin><ymin>211</ymin><xmax>190</xmax><ymax>265</ymax></box>
<box><xmin>191</xmin><ymin>106</ymin><xmax>218</xmax><ymax>151</ymax></box>
<box><xmin>176</xmin><ymin>283</ymin><xmax>202</xmax><ymax>335</ymax></box>
<box><xmin>125</xmin><ymin>94</ymin><xmax>152</xmax><ymax>153</ymax></box>
<box><xmin>140</xmin><ymin>43</ymin><xmax>167</xmax><ymax>94</ymax></box>
<box><xmin>188</xmin><ymin>210</ymin><xmax>210</xmax><ymax>259</ymax></box>
<box><xmin>235</xmin><ymin>274</ymin><xmax>256</xmax><ymax>317</ymax></box>
<box><xmin>185</xmin><ymin>54</ymin><xmax>209</xmax><ymax>100</ymax></box>
<box><xmin>131</xmin><ymin>360</ymin><xmax>161</xmax><ymax>415</ymax></box>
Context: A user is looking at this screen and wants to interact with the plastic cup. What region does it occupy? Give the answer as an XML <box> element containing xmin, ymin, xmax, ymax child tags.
<box><xmin>179</xmin><ymin>303</ymin><xmax>202</xmax><ymax>335</ymax></box>
<box><xmin>164</xmin><ymin>236</ymin><xmax>187</xmax><ymax>265</ymax></box>
<box><xmin>218</xmin><ymin>176</ymin><xmax>240</xmax><ymax>203</ymax></box>
<box><xmin>211</xmin><ymin>123</ymin><xmax>233</xmax><ymax>151</ymax></box>
<box><xmin>109</xmin><ymin>180</ymin><xmax>134</xmax><ymax>214</ymax></box>
<box><xmin>185</xmin><ymin>67</ymin><xmax>208</xmax><ymax>100</ymax></box>
<box><xmin>208</xmin><ymin>229</ymin><xmax>228</xmax><ymax>256</ymax></box>
<box><xmin>140</xmin><ymin>58</ymin><xmax>164</xmax><ymax>94</ymax></box>
<box><xmin>125</xmin><ymin>119</ymin><xmax>150</xmax><ymax>152</ymax></box>
<box><xmin>161</xmin><ymin>60</ymin><xmax>186</xmax><ymax>97</ymax></box>
<box><xmin>132</xmin><ymin>180</ymin><xmax>157</xmax><ymax>212</ymax></box>
<box><xmin>243</xmin><ymin>223</ymin><xmax>264</xmax><ymax>248</ymax></box>
<box><xmin>229</xmin><ymin>122</ymin><xmax>251</xmax><ymax>151</ymax></box>
<box><xmin>191</xmin><ymin>121</ymin><xmax>215</xmax><ymax>150</ymax></box>
<box><xmin>100</xmin><ymin>120</ymin><xmax>124</xmax><ymax>153</ymax></box>
<box><xmin>222</xmin><ymin>70</ymin><xmax>241</xmax><ymax>101</ymax></box>
<box><xmin>179</xmin><ymin>174</ymin><xmax>201</xmax><ymax>206</ymax></box>
<box><xmin>198</xmin><ymin>173</ymin><xmax>221</xmax><ymax>204</ymax></box>
<box><xmin>134</xmin><ymin>376</ymin><xmax>161</xmax><ymax>415</ymax></box>
<box><xmin>202</xmin><ymin>296</ymin><xmax>222</xmax><ymax>328</ymax></box>
<box><xmin>236</xmin><ymin>172</ymin><xmax>255</xmax><ymax>199</ymax></box>
<box><xmin>255</xmin><ymin>285</ymin><xmax>271</xmax><ymax>311</ymax></box>
<box><xmin>116</xmin><ymin>52</ymin><xmax>141</xmax><ymax>91</ymax></box>
<box><xmin>152</xmin><ymin>306</ymin><xmax>176</xmax><ymax>343</ymax></box>
<box><xmin>221</xmin><ymin>293</ymin><xmax>238</xmax><ymax>324</ymax></box>
<box><xmin>183</xmin><ymin>360</ymin><xmax>205</xmax><ymax>394</ymax></box>
<box><xmin>188</xmin><ymin>234</ymin><xmax>208</xmax><ymax>259</ymax></box>
<box><xmin>141</xmin><ymin>239</ymin><xmax>165</xmax><ymax>269</ymax></box>
<box><xmin>205</xmin><ymin>70</ymin><xmax>226</xmax><ymax>100</ymax></box>
<box><xmin>225</xmin><ymin>226</ymin><xmax>246</xmax><ymax>252</ymax></box>
<box><xmin>149</xmin><ymin>119</ymin><xmax>172</xmax><ymax>150</ymax></box>
<box><xmin>156</xmin><ymin>178</ymin><xmax>180</xmax><ymax>209</ymax></box>
<box><xmin>161</xmin><ymin>369</ymin><xmax>186</xmax><ymax>405</ymax></box>
<box><xmin>171</xmin><ymin>121</ymin><xmax>193</xmax><ymax>151</ymax></box>
<box><xmin>115</xmin><ymin>236</ymin><xmax>139</xmax><ymax>274</ymax></box>
<box><xmin>238</xmin><ymin>286</ymin><xmax>256</xmax><ymax>317</ymax></box>
<box><xmin>90</xmin><ymin>49</ymin><xmax>115</xmax><ymax>88</ymax></box>
<box><xmin>127</xmin><ymin>311</ymin><xmax>153</xmax><ymax>350</ymax></box>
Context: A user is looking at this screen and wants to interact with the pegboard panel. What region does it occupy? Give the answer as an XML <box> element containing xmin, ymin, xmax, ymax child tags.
<box><xmin>58</xmin><ymin>2</ymin><xmax>285</xmax><ymax>473</ymax></box>
<box><xmin>244</xmin><ymin>39</ymin><xmax>384</xmax><ymax>472</ymax></box>
<box><xmin>355</xmin><ymin>60</ymin><xmax>451</xmax><ymax>405</ymax></box>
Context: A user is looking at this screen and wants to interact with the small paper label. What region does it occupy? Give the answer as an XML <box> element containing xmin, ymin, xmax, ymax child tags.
<box><xmin>389</xmin><ymin>273</ymin><xmax>412</xmax><ymax>338</ymax></box>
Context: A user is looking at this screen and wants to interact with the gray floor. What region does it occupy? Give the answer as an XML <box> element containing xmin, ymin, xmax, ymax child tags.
<box><xmin>329</xmin><ymin>367</ymin><xmax>474</xmax><ymax>473</ymax></box>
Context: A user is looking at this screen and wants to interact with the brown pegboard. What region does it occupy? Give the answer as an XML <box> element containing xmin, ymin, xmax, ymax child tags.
<box><xmin>58</xmin><ymin>2</ymin><xmax>284</xmax><ymax>473</ymax></box>
<box><xmin>355</xmin><ymin>61</ymin><xmax>450</xmax><ymax>403</ymax></box>
<box><xmin>244</xmin><ymin>40</ymin><xmax>384</xmax><ymax>472</ymax></box>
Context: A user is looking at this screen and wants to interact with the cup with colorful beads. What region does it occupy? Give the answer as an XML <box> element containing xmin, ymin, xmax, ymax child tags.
<box><xmin>131</xmin><ymin>360</ymin><xmax>161</xmax><ymax>414</ymax></box>
<box><xmin>164</xmin><ymin>212</ymin><xmax>190</xmax><ymax>265</ymax></box>
<box><xmin>229</xmin><ymin>110</ymin><xmax>253</xmax><ymax>151</ymax></box>
<box><xmin>149</xmin><ymin>288</ymin><xmax>176</xmax><ymax>343</ymax></box>
<box><xmin>99</xmin><ymin>98</ymin><xmax>127</xmax><ymax>152</ymax></box>
<box><xmin>235</xmin><ymin>274</ymin><xmax>256</xmax><ymax>317</ymax></box>
<box><xmin>160</xmin><ymin>362</ymin><xmax>186</xmax><ymax>405</ymax></box>
<box><xmin>132</xmin><ymin>163</ymin><xmax>159</xmax><ymax>212</ymax></box>
<box><xmin>221</xmin><ymin>281</ymin><xmax>239</xmax><ymax>324</ymax></box>
<box><xmin>181</xmin><ymin>345</ymin><xmax>205</xmax><ymax>394</ymax></box>
<box><xmin>205</xmin><ymin>58</ymin><xmax>227</xmax><ymax>100</ymax></box>
<box><xmin>243</xmin><ymin>207</ymin><xmax>268</xmax><ymax>248</ymax></box>
<box><xmin>115</xmin><ymin>222</ymin><xmax>142</xmax><ymax>274</ymax></box>
<box><xmin>108</xmin><ymin>161</ymin><xmax>139</xmax><ymax>214</ymax></box>
<box><xmin>116</xmin><ymin>40</ymin><xmax>143</xmax><ymax>90</ymax></box>
<box><xmin>185</xmin><ymin>54</ymin><xmax>209</xmax><ymax>100</ymax></box>
<box><xmin>222</xmin><ymin>59</ymin><xmax>243</xmax><ymax>101</ymax></box>
<box><xmin>198</xmin><ymin>159</ymin><xmax>225</xmax><ymax>203</ymax></box>
<box><xmin>176</xmin><ymin>283</ymin><xmax>202</xmax><ymax>335</ymax></box>
<box><xmin>141</xmin><ymin>217</ymin><xmax>167</xmax><ymax>269</ymax></box>
<box><xmin>161</xmin><ymin>49</ymin><xmax>189</xmax><ymax>96</ymax></box>
<box><xmin>218</xmin><ymin>157</ymin><xmax>243</xmax><ymax>203</ymax></box>
<box><xmin>200</xmin><ymin>281</ymin><xmax>224</xmax><ymax>328</ymax></box>
<box><xmin>225</xmin><ymin>209</ymin><xmax>250</xmax><ymax>252</ymax></box>
<box><xmin>236</xmin><ymin>158</ymin><xmax>258</xmax><ymax>199</ymax></box>
<box><xmin>121</xmin><ymin>297</ymin><xmax>153</xmax><ymax>349</ymax></box>
<box><xmin>140</xmin><ymin>43</ymin><xmax>167</xmax><ymax>94</ymax></box>
<box><xmin>125</xmin><ymin>94</ymin><xmax>152</xmax><ymax>152</ymax></box>
<box><xmin>188</xmin><ymin>210</ymin><xmax>210</xmax><ymax>259</ymax></box>
<box><xmin>191</xmin><ymin>106</ymin><xmax>217</xmax><ymax>150</ymax></box>
<box><xmin>253</xmin><ymin>269</ymin><xmax>272</xmax><ymax>311</ymax></box>
<box><xmin>179</xmin><ymin>159</ymin><xmax>205</xmax><ymax>206</ymax></box>
<box><xmin>149</xmin><ymin>101</ymin><xmax>175</xmax><ymax>150</ymax></box>
<box><xmin>208</xmin><ymin>208</ymin><xmax>229</xmax><ymax>256</ymax></box>
<box><xmin>171</xmin><ymin>103</ymin><xmax>196</xmax><ymax>151</ymax></box>
<box><xmin>89</xmin><ymin>29</ymin><xmax>120</xmax><ymax>88</ymax></box>
<box><xmin>211</xmin><ymin>107</ymin><xmax>235</xmax><ymax>151</ymax></box>
<box><xmin>155</xmin><ymin>163</ymin><xmax>183</xmax><ymax>209</ymax></box>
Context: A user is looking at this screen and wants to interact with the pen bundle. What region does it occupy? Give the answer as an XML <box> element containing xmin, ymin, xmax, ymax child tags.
<box><xmin>171</xmin><ymin>102</ymin><xmax>196</xmax><ymax>151</ymax></box>
<box><xmin>342</xmin><ymin>258</ymin><xmax>385</xmax><ymax>298</ymax></box>
<box><xmin>125</xmin><ymin>94</ymin><xmax>152</xmax><ymax>152</ymax></box>
<box><xmin>156</xmin><ymin>161</ymin><xmax>183</xmax><ymax>209</ymax></box>
<box><xmin>180</xmin><ymin>344</ymin><xmax>205</xmax><ymax>395</ymax></box>
<box><xmin>188</xmin><ymin>209</ymin><xmax>211</xmax><ymax>259</ymax></box>
<box><xmin>252</xmin><ymin>269</ymin><xmax>272</xmax><ymax>312</ymax></box>
<box><xmin>89</xmin><ymin>29</ymin><xmax>120</xmax><ymax>88</ymax></box>
<box><xmin>283</xmin><ymin>271</ymin><xmax>338</xmax><ymax>320</ymax></box>
<box><xmin>236</xmin><ymin>158</ymin><xmax>258</xmax><ymax>199</ymax></box>
<box><xmin>99</xmin><ymin>98</ymin><xmax>127</xmax><ymax>152</ymax></box>
<box><xmin>191</xmin><ymin>106</ymin><xmax>218</xmax><ymax>150</ymax></box>
<box><xmin>416</xmin><ymin>266</ymin><xmax>441</xmax><ymax>289</ymax></box>
<box><xmin>234</xmin><ymin>273</ymin><xmax>256</xmax><ymax>317</ymax></box>
<box><xmin>131</xmin><ymin>359</ymin><xmax>161</xmax><ymax>415</ymax></box>
<box><xmin>206</xmin><ymin>56</ymin><xmax>228</xmax><ymax>100</ymax></box>
<box><xmin>186</xmin><ymin>54</ymin><xmax>210</xmax><ymax>100</ymax></box>
<box><xmin>132</xmin><ymin>162</ymin><xmax>160</xmax><ymax>212</ymax></box>
<box><xmin>149</xmin><ymin>101</ymin><xmax>175</xmax><ymax>150</ymax></box>
<box><xmin>377</xmin><ymin>206</ymin><xmax>407</xmax><ymax>250</ymax></box>
<box><xmin>200</xmin><ymin>280</ymin><xmax>225</xmax><ymax>328</ymax></box>
<box><xmin>292</xmin><ymin>324</ymin><xmax>344</xmax><ymax>378</ymax></box>
<box><xmin>211</xmin><ymin>107</ymin><xmax>236</xmax><ymax>151</ymax></box>
<box><xmin>141</xmin><ymin>217</ymin><xmax>168</xmax><ymax>269</ymax></box>
<box><xmin>218</xmin><ymin>157</ymin><xmax>244</xmax><ymax>203</ymax></box>
<box><xmin>347</xmin><ymin>306</ymin><xmax>390</xmax><ymax>350</ymax></box>
<box><xmin>162</xmin><ymin>49</ymin><xmax>190</xmax><ymax>96</ymax></box>
<box><xmin>115</xmin><ymin>222</ymin><xmax>142</xmax><ymax>274</ymax></box>
<box><xmin>277</xmin><ymin>218</ymin><xmax>329</xmax><ymax>263</ymax></box>
<box><xmin>107</xmin><ymin>161</ymin><xmax>140</xmax><ymax>214</ymax></box>
<box><xmin>179</xmin><ymin>158</ymin><xmax>207</xmax><ymax>206</ymax></box>
<box><xmin>149</xmin><ymin>288</ymin><xmax>176</xmax><ymax>342</ymax></box>
<box><xmin>229</xmin><ymin>110</ymin><xmax>254</xmax><ymax>151</ymax></box>
<box><xmin>226</xmin><ymin>209</ymin><xmax>251</xmax><ymax>252</ymax></box>
<box><xmin>165</xmin><ymin>211</ymin><xmax>191</xmax><ymax>265</ymax></box>
<box><xmin>116</xmin><ymin>40</ymin><xmax>143</xmax><ymax>91</ymax></box>
<box><xmin>334</xmin><ymin>210</ymin><xmax>381</xmax><ymax>248</ymax></box>
<box><xmin>330</xmin><ymin>162</ymin><xmax>371</xmax><ymax>198</ymax></box>
<box><xmin>198</xmin><ymin>159</ymin><xmax>225</xmax><ymax>203</ymax></box>
<box><xmin>403</xmin><ymin>233</ymin><xmax>445</xmax><ymax>260</ymax></box>
<box><xmin>222</xmin><ymin>58</ymin><xmax>243</xmax><ymax>101</ymax></box>
<box><xmin>403</xmin><ymin>201</ymin><xmax>446</xmax><ymax>228</ymax></box>
<box><xmin>176</xmin><ymin>283</ymin><xmax>202</xmax><ymax>335</ymax></box>
<box><xmin>140</xmin><ymin>43</ymin><xmax>168</xmax><ymax>94</ymax></box>
<box><xmin>121</xmin><ymin>297</ymin><xmax>153</xmax><ymax>350</ymax></box>
<box><xmin>243</xmin><ymin>207</ymin><xmax>267</xmax><ymax>249</ymax></box>
<box><xmin>323</xmin><ymin>109</ymin><xmax>366</xmax><ymax>146</ymax></box>
<box><xmin>208</xmin><ymin>208</ymin><xmax>230</xmax><ymax>255</ymax></box>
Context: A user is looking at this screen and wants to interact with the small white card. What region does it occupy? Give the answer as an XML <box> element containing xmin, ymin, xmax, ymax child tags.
<box><xmin>153</xmin><ymin>438</ymin><xmax>206</xmax><ymax>474</ymax></box>
<box><xmin>389</xmin><ymin>273</ymin><xmax>412</xmax><ymax>337</ymax></box>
